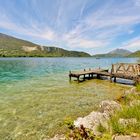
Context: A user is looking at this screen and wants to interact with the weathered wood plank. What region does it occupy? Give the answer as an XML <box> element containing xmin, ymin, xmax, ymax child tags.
<box><xmin>69</xmin><ymin>63</ymin><xmax>140</xmax><ymax>84</ymax></box>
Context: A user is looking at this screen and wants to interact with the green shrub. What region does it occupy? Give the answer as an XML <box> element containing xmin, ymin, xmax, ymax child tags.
<box><xmin>110</xmin><ymin>116</ymin><xmax>125</xmax><ymax>135</ymax></box>
<box><xmin>136</xmin><ymin>84</ymin><xmax>140</xmax><ymax>92</ymax></box>
<box><xmin>97</xmin><ymin>123</ymin><xmax>106</xmax><ymax>133</ymax></box>
<box><xmin>119</xmin><ymin>105</ymin><xmax>140</xmax><ymax>121</ymax></box>
<box><xmin>64</xmin><ymin>117</ymin><xmax>74</xmax><ymax>130</ymax></box>
<box><xmin>110</xmin><ymin>104</ymin><xmax>140</xmax><ymax>135</ymax></box>
<box><xmin>66</xmin><ymin>125</ymin><xmax>95</xmax><ymax>140</ymax></box>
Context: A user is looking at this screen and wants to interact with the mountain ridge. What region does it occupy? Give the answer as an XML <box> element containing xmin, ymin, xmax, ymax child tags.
<box><xmin>109</xmin><ymin>48</ymin><xmax>131</xmax><ymax>55</ymax></box>
<box><xmin>127</xmin><ymin>50</ymin><xmax>140</xmax><ymax>57</ymax></box>
<box><xmin>0</xmin><ymin>33</ymin><xmax>90</xmax><ymax>57</ymax></box>
<box><xmin>93</xmin><ymin>48</ymin><xmax>133</xmax><ymax>57</ymax></box>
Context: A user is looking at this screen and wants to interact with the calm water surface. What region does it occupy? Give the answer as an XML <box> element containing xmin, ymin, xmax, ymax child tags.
<box><xmin>0</xmin><ymin>57</ymin><xmax>139</xmax><ymax>139</ymax></box>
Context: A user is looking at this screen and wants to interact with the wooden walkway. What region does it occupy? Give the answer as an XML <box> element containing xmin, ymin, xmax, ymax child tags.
<box><xmin>69</xmin><ymin>63</ymin><xmax>140</xmax><ymax>84</ymax></box>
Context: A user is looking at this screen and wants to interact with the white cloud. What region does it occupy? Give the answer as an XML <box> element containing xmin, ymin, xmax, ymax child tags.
<box><xmin>0</xmin><ymin>14</ymin><xmax>57</xmax><ymax>41</ymax></box>
<box><xmin>128</xmin><ymin>30</ymin><xmax>134</xmax><ymax>34</ymax></box>
<box><xmin>66</xmin><ymin>38</ymin><xmax>106</xmax><ymax>49</ymax></box>
<box><xmin>134</xmin><ymin>0</ymin><xmax>140</xmax><ymax>6</ymax></box>
<box><xmin>0</xmin><ymin>0</ymin><xmax>140</xmax><ymax>53</ymax></box>
<box><xmin>121</xmin><ymin>37</ymin><xmax>140</xmax><ymax>51</ymax></box>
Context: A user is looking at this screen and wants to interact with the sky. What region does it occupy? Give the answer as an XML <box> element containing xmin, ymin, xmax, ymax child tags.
<box><xmin>0</xmin><ymin>0</ymin><xmax>140</xmax><ymax>54</ymax></box>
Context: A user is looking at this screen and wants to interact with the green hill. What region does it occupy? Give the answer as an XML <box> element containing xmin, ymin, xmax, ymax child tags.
<box><xmin>0</xmin><ymin>33</ymin><xmax>90</xmax><ymax>57</ymax></box>
<box><xmin>127</xmin><ymin>50</ymin><xmax>140</xmax><ymax>57</ymax></box>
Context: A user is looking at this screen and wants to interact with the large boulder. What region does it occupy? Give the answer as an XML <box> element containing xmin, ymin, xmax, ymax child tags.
<box><xmin>74</xmin><ymin>100</ymin><xmax>122</xmax><ymax>135</ymax></box>
<box><xmin>74</xmin><ymin>111</ymin><xmax>109</xmax><ymax>135</ymax></box>
<box><xmin>99</xmin><ymin>100</ymin><xmax>122</xmax><ymax>116</ymax></box>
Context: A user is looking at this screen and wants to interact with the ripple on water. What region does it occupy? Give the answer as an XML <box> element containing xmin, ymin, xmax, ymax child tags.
<box><xmin>0</xmin><ymin>57</ymin><xmax>137</xmax><ymax>139</ymax></box>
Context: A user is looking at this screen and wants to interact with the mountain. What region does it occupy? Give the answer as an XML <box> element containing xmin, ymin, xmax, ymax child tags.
<box><xmin>0</xmin><ymin>33</ymin><xmax>90</xmax><ymax>57</ymax></box>
<box><xmin>127</xmin><ymin>50</ymin><xmax>140</xmax><ymax>57</ymax></box>
<box><xmin>109</xmin><ymin>49</ymin><xmax>131</xmax><ymax>56</ymax></box>
<box><xmin>93</xmin><ymin>49</ymin><xmax>132</xmax><ymax>57</ymax></box>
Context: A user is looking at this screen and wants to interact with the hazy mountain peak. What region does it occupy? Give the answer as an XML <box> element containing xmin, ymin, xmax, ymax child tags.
<box><xmin>108</xmin><ymin>48</ymin><xmax>132</xmax><ymax>55</ymax></box>
<box><xmin>92</xmin><ymin>48</ymin><xmax>133</xmax><ymax>57</ymax></box>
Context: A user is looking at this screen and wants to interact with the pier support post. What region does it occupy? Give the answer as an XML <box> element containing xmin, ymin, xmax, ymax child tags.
<box><xmin>110</xmin><ymin>76</ymin><xmax>112</xmax><ymax>82</ymax></box>
<box><xmin>69</xmin><ymin>76</ymin><xmax>71</xmax><ymax>81</ymax></box>
<box><xmin>91</xmin><ymin>73</ymin><xmax>93</xmax><ymax>78</ymax></box>
<box><xmin>77</xmin><ymin>76</ymin><xmax>80</xmax><ymax>83</ymax></box>
<box><xmin>69</xmin><ymin>71</ymin><xmax>71</xmax><ymax>81</ymax></box>
<box><xmin>97</xmin><ymin>74</ymin><xmax>100</xmax><ymax>79</ymax></box>
<box><xmin>83</xmin><ymin>74</ymin><xmax>85</xmax><ymax>81</ymax></box>
<box><xmin>114</xmin><ymin>77</ymin><xmax>116</xmax><ymax>82</ymax></box>
<box><xmin>88</xmin><ymin>74</ymin><xmax>90</xmax><ymax>79</ymax></box>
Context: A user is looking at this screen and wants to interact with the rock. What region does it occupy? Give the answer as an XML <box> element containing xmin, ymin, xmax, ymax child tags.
<box><xmin>48</xmin><ymin>134</ymin><xmax>65</xmax><ymax>140</ymax></box>
<box><xmin>130</xmin><ymin>87</ymin><xmax>136</xmax><ymax>94</ymax></box>
<box><xmin>130</xmin><ymin>100</ymin><xmax>140</xmax><ymax>107</ymax></box>
<box><xmin>74</xmin><ymin>111</ymin><xmax>109</xmax><ymax>135</ymax></box>
<box><xmin>74</xmin><ymin>100</ymin><xmax>122</xmax><ymax>135</ymax></box>
<box><xmin>114</xmin><ymin>135</ymin><xmax>140</xmax><ymax>140</ymax></box>
<box><xmin>131</xmin><ymin>133</ymin><xmax>139</xmax><ymax>137</ymax></box>
<box><xmin>118</xmin><ymin>118</ymin><xmax>137</xmax><ymax>127</ymax></box>
<box><xmin>99</xmin><ymin>100</ymin><xmax>122</xmax><ymax>116</ymax></box>
<box><xmin>124</xmin><ymin>90</ymin><xmax>132</xmax><ymax>95</ymax></box>
<box><xmin>124</xmin><ymin>88</ymin><xmax>139</xmax><ymax>96</ymax></box>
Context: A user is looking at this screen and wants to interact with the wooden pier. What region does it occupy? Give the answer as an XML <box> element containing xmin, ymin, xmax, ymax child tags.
<box><xmin>69</xmin><ymin>63</ymin><xmax>140</xmax><ymax>84</ymax></box>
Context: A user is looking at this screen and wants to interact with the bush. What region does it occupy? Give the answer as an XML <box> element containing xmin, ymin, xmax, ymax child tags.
<box><xmin>66</xmin><ymin>125</ymin><xmax>95</xmax><ymax>140</ymax></box>
<box><xmin>110</xmin><ymin>104</ymin><xmax>140</xmax><ymax>135</ymax></box>
<box><xmin>136</xmin><ymin>84</ymin><xmax>140</xmax><ymax>92</ymax></box>
<box><xmin>97</xmin><ymin>123</ymin><xmax>106</xmax><ymax>133</ymax></box>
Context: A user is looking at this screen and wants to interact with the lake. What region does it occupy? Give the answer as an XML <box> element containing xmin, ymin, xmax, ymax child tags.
<box><xmin>0</xmin><ymin>57</ymin><xmax>139</xmax><ymax>139</ymax></box>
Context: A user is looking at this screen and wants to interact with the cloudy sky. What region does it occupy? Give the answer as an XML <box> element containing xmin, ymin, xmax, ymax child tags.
<box><xmin>0</xmin><ymin>0</ymin><xmax>140</xmax><ymax>54</ymax></box>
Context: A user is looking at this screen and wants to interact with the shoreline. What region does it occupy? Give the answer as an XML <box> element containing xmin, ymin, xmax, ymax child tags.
<box><xmin>50</xmin><ymin>86</ymin><xmax>140</xmax><ymax>140</ymax></box>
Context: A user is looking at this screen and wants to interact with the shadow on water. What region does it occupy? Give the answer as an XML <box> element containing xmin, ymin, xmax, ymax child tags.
<box><xmin>70</xmin><ymin>76</ymin><xmax>134</xmax><ymax>86</ymax></box>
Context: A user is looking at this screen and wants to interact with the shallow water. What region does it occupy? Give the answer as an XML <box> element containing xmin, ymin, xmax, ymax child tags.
<box><xmin>0</xmin><ymin>57</ymin><xmax>138</xmax><ymax>139</ymax></box>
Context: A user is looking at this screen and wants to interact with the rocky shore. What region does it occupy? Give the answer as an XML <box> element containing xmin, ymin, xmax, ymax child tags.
<box><xmin>49</xmin><ymin>87</ymin><xmax>140</xmax><ymax>140</ymax></box>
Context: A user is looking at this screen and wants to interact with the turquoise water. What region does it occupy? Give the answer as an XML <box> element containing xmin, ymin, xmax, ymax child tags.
<box><xmin>0</xmin><ymin>57</ymin><xmax>138</xmax><ymax>82</ymax></box>
<box><xmin>0</xmin><ymin>57</ymin><xmax>139</xmax><ymax>139</ymax></box>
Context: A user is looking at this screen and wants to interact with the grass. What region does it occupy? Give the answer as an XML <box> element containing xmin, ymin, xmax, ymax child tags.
<box><xmin>120</xmin><ymin>93</ymin><xmax>140</xmax><ymax>105</ymax></box>
<box><xmin>64</xmin><ymin>86</ymin><xmax>140</xmax><ymax>140</ymax></box>
<box><xmin>66</xmin><ymin>91</ymin><xmax>140</xmax><ymax>139</ymax></box>
<box><xmin>136</xmin><ymin>84</ymin><xmax>140</xmax><ymax>92</ymax></box>
<box><xmin>97</xmin><ymin>123</ymin><xmax>107</xmax><ymax>133</ymax></box>
<box><xmin>109</xmin><ymin>92</ymin><xmax>140</xmax><ymax>135</ymax></box>
<box><xmin>93</xmin><ymin>88</ymin><xmax>140</xmax><ymax>139</ymax></box>
<box><xmin>64</xmin><ymin>85</ymin><xmax>140</xmax><ymax>140</ymax></box>
<box><xmin>96</xmin><ymin>134</ymin><xmax>112</xmax><ymax>140</ymax></box>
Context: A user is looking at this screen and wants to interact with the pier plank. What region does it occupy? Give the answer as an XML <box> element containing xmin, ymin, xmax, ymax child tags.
<box><xmin>69</xmin><ymin>63</ymin><xmax>140</xmax><ymax>84</ymax></box>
